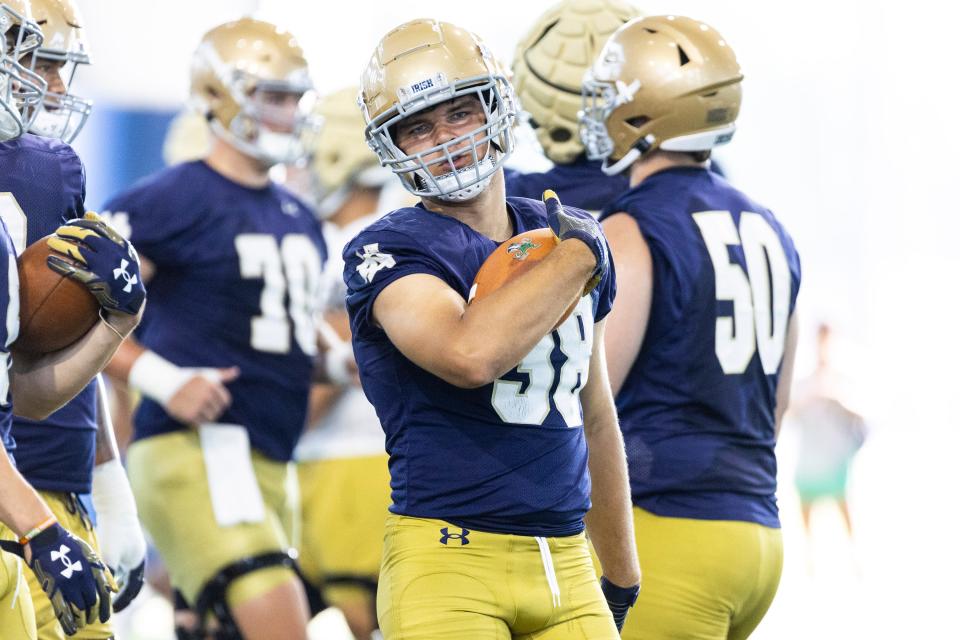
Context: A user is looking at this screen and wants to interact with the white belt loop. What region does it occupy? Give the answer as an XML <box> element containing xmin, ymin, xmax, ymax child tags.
<box><xmin>535</xmin><ymin>536</ymin><xmax>561</xmax><ymax>608</ymax></box>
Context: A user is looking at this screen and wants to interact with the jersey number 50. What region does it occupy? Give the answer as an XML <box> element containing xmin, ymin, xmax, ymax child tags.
<box><xmin>693</xmin><ymin>211</ymin><xmax>791</xmax><ymax>376</ymax></box>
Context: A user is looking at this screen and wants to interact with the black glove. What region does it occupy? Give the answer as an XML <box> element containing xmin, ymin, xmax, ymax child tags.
<box><xmin>111</xmin><ymin>559</ymin><xmax>145</xmax><ymax>612</ymax></box>
<box><xmin>600</xmin><ymin>576</ymin><xmax>640</xmax><ymax>633</ymax></box>
<box><xmin>543</xmin><ymin>189</ymin><xmax>609</xmax><ymax>294</ymax></box>
<box><xmin>47</xmin><ymin>212</ymin><xmax>146</xmax><ymax>316</ymax></box>
<box><xmin>26</xmin><ymin>522</ymin><xmax>117</xmax><ymax>636</ymax></box>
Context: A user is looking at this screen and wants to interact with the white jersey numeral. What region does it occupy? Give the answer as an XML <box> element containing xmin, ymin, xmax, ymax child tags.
<box><xmin>491</xmin><ymin>297</ymin><xmax>593</xmax><ymax>426</ymax></box>
<box><xmin>0</xmin><ymin>253</ymin><xmax>18</xmax><ymax>406</ymax></box>
<box><xmin>235</xmin><ymin>233</ymin><xmax>322</xmax><ymax>355</ymax></box>
<box><xmin>693</xmin><ymin>210</ymin><xmax>791</xmax><ymax>375</ymax></box>
<box><xmin>0</xmin><ymin>194</ymin><xmax>25</xmax><ymax>406</ymax></box>
<box><xmin>0</xmin><ymin>192</ymin><xmax>28</xmax><ymax>255</ymax></box>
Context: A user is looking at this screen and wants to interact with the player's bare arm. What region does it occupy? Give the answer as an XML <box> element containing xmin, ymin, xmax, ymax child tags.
<box><xmin>373</xmin><ymin>238</ymin><xmax>596</xmax><ymax>389</ymax></box>
<box><xmin>10</xmin><ymin>311</ymin><xmax>141</xmax><ymax>419</ymax></box>
<box><xmin>775</xmin><ymin>313</ymin><xmax>800</xmax><ymax>436</ymax></box>
<box><xmin>601</xmin><ymin>212</ymin><xmax>654</xmax><ymax>396</ymax></box>
<box><xmin>11</xmin><ymin>212</ymin><xmax>146</xmax><ymax>418</ymax></box>
<box><xmin>581</xmin><ymin>319</ymin><xmax>641</xmax><ymax>589</ymax></box>
<box><xmin>105</xmin><ymin>253</ymin><xmax>239</xmax><ymax>425</ymax></box>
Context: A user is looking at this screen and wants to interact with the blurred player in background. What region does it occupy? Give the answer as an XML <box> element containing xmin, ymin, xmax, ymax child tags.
<box><xmin>102</xmin><ymin>17</ymin><xmax>325</xmax><ymax>640</ymax></box>
<box><xmin>288</xmin><ymin>86</ymin><xmax>393</xmax><ymax>640</ymax></box>
<box><xmin>0</xmin><ymin>17</ymin><xmax>133</xmax><ymax>621</ymax></box>
<box><xmin>790</xmin><ymin>323</ymin><xmax>866</xmax><ymax>553</ymax></box>
<box><xmin>1</xmin><ymin>0</ymin><xmax>147</xmax><ymax>636</ymax></box>
<box><xmin>347</xmin><ymin>19</ymin><xmax>639</xmax><ymax>638</ymax></box>
<box><xmin>582</xmin><ymin>15</ymin><xmax>801</xmax><ymax>639</ymax></box>
<box><xmin>506</xmin><ymin>0</ymin><xmax>639</xmax><ymax>213</ymax></box>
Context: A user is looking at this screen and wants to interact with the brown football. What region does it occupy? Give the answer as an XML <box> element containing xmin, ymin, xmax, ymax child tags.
<box><xmin>14</xmin><ymin>236</ymin><xmax>98</xmax><ymax>354</ymax></box>
<box><xmin>469</xmin><ymin>228</ymin><xmax>577</xmax><ymax>329</ymax></box>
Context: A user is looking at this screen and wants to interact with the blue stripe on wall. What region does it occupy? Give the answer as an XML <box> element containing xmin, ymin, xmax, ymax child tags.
<box><xmin>73</xmin><ymin>106</ymin><xmax>178</xmax><ymax>211</ymax></box>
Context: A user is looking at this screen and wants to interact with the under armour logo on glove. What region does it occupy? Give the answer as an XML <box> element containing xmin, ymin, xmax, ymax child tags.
<box><xmin>113</xmin><ymin>259</ymin><xmax>139</xmax><ymax>293</ymax></box>
<box><xmin>47</xmin><ymin>212</ymin><xmax>147</xmax><ymax>316</ymax></box>
<box><xmin>25</xmin><ymin>522</ymin><xmax>117</xmax><ymax>636</ymax></box>
<box><xmin>51</xmin><ymin>545</ymin><xmax>83</xmax><ymax>578</ymax></box>
<box><xmin>439</xmin><ymin>527</ymin><xmax>470</xmax><ymax>546</ymax></box>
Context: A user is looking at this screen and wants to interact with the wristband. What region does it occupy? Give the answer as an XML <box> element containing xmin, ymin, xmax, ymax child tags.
<box><xmin>19</xmin><ymin>516</ymin><xmax>57</xmax><ymax>545</ymax></box>
<box><xmin>128</xmin><ymin>350</ymin><xmax>195</xmax><ymax>405</ymax></box>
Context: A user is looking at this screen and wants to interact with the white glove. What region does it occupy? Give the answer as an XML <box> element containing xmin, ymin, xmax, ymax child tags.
<box><xmin>91</xmin><ymin>458</ymin><xmax>146</xmax><ymax>610</ymax></box>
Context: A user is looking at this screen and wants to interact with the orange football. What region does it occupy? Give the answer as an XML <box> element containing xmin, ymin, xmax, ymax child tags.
<box><xmin>15</xmin><ymin>236</ymin><xmax>99</xmax><ymax>354</ymax></box>
<box><xmin>469</xmin><ymin>228</ymin><xmax>578</xmax><ymax>329</ymax></box>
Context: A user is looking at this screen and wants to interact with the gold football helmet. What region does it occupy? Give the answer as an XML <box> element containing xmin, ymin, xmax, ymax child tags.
<box><xmin>512</xmin><ymin>0</ymin><xmax>641</xmax><ymax>164</ymax></box>
<box><xmin>580</xmin><ymin>15</ymin><xmax>742</xmax><ymax>175</ymax></box>
<box><xmin>359</xmin><ymin>19</ymin><xmax>518</xmax><ymax>201</ymax></box>
<box><xmin>0</xmin><ymin>0</ymin><xmax>45</xmax><ymax>141</ymax></box>
<box><xmin>301</xmin><ymin>86</ymin><xmax>390</xmax><ymax>217</ymax></box>
<box><xmin>28</xmin><ymin>0</ymin><xmax>91</xmax><ymax>142</ymax></box>
<box><xmin>190</xmin><ymin>17</ymin><xmax>314</xmax><ymax>166</ymax></box>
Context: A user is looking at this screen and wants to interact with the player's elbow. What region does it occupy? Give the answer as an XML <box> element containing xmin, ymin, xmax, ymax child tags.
<box><xmin>11</xmin><ymin>395</ymin><xmax>58</xmax><ymax>421</ymax></box>
<box><xmin>438</xmin><ymin>345</ymin><xmax>500</xmax><ymax>389</ymax></box>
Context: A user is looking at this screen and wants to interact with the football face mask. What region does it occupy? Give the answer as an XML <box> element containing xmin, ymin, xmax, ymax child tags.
<box><xmin>0</xmin><ymin>1</ymin><xmax>45</xmax><ymax>141</ymax></box>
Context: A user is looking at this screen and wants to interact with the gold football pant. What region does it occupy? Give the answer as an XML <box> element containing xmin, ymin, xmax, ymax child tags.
<box><xmin>127</xmin><ymin>431</ymin><xmax>299</xmax><ymax>608</ymax></box>
<box><xmin>298</xmin><ymin>454</ymin><xmax>390</xmax><ymax>607</ymax></box>
<box><xmin>622</xmin><ymin>507</ymin><xmax>783</xmax><ymax>640</ymax></box>
<box><xmin>0</xmin><ymin>523</ymin><xmax>35</xmax><ymax>640</ymax></box>
<box><xmin>28</xmin><ymin>492</ymin><xmax>112</xmax><ymax>640</ymax></box>
<box><xmin>377</xmin><ymin>515</ymin><xmax>618</xmax><ymax>639</ymax></box>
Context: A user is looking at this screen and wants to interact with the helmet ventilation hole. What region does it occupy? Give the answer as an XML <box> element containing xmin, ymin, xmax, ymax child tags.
<box><xmin>677</xmin><ymin>45</ymin><xmax>690</xmax><ymax>66</ymax></box>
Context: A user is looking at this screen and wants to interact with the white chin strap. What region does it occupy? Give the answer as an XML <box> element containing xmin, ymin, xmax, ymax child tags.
<box><xmin>30</xmin><ymin>108</ymin><xmax>80</xmax><ymax>142</ymax></box>
<box><xmin>0</xmin><ymin>78</ymin><xmax>22</xmax><ymax>142</ymax></box>
<box><xmin>431</xmin><ymin>155</ymin><xmax>497</xmax><ymax>202</ymax></box>
<box><xmin>256</xmin><ymin>129</ymin><xmax>301</xmax><ymax>165</ymax></box>
<box><xmin>212</xmin><ymin>118</ymin><xmax>302</xmax><ymax>167</ymax></box>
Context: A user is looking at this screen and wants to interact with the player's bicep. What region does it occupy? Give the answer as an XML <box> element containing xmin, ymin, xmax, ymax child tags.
<box><xmin>372</xmin><ymin>273</ymin><xmax>479</xmax><ymax>386</ymax></box>
<box><xmin>601</xmin><ymin>213</ymin><xmax>653</xmax><ymax>396</ymax></box>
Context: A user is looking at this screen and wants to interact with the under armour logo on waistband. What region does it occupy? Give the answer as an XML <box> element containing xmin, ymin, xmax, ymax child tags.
<box><xmin>439</xmin><ymin>527</ymin><xmax>470</xmax><ymax>546</ymax></box>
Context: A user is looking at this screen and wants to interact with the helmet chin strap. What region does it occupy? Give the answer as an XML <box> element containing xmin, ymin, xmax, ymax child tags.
<box><xmin>211</xmin><ymin>116</ymin><xmax>301</xmax><ymax>167</ymax></box>
<box><xmin>428</xmin><ymin>147</ymin><xmax>498</xmax><ymax>202</ymax></box>
<box><xmin>0</xmin><ymin>77</ymin><xmax>23</xmax><ymax>142</ymax></box>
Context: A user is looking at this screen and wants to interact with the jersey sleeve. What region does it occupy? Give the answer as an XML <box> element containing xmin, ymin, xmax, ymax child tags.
<box><xmin>60</xmin><ymin>145</ymin><xmax>85</xmax><ymax>219</ymax></box>
<box><xmin>593</xmin><ymin>236</ymin><xmax>617</xmax><ymax>321</ymax></box>
<box><xmin>343</xmin><ymin>227</ymin><xmax>451</xmax><ymax>338</ymax></box>
<box><xmin>568</xmin><ymin>205</ymin><xmax>616</xmax><ymax>322</ymax></box>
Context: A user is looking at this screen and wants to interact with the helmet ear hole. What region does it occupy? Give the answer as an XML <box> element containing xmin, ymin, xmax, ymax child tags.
<box><xmin>626</xmin><ymin>116</ymin><xmax>649</xmax><ymax>129</ymax></box>
<box><xmin>549</xmin><ymin>128</ymin><xmax>572</xmax><ymax>143</ymax></box>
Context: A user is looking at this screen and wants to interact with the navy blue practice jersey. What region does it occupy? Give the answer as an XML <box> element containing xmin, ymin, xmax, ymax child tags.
<box><xmin>0</xmin><ymin>134</ymin><xmax>97</xmax><ymax>493</ymax></box>
<box><xmin>600</xmin><ymin>166</ymin><xmax>801</xmax><ymax>527</ymax></box>
<box><xmin>103</xmin><ymin>161</ymin><xmax>327</xmax><ymax>461</ymax></box>
<box><xmin>504</xmin><ymin>157</ymin><xmax>629</xmax><ymax>215</ymax></box>
<box><xmin>343</xmin><ymin>197</ymin><xmax>616</xmax><ymax>537</ymax></box>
